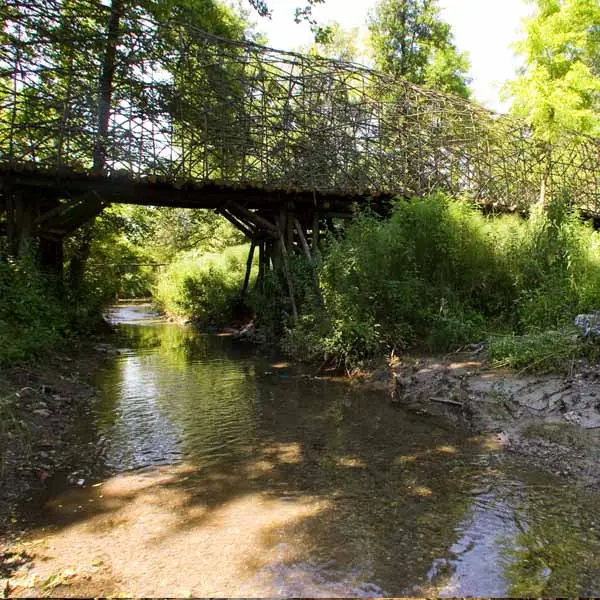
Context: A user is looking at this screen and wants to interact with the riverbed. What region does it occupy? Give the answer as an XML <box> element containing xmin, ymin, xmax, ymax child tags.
<box><xmin>5</xmin><ymin>304</ymin><xmax>600</xmax><ymax>597</ymax></box>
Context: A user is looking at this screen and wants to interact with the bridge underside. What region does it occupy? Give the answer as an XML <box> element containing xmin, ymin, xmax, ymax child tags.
<box><xmin>0</xmin><ymin>168</ymin><xmax>390</xmax><ymax>287</ymax></box>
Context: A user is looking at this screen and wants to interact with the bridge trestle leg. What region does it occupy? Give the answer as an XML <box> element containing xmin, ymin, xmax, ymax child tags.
<box><xmin>241</xmin><ymin>240</ymin><xmax>257</xmax><ymax>297</ymax></box>
<box><xmin>39</xmin><ymin>236</ymin><xmax>65</xmax><ymax>280</ymax></box>
<box><xmin>1</xmin><ymin>185</ymin><xmax>65</xmax><ymax>280</ymax></box>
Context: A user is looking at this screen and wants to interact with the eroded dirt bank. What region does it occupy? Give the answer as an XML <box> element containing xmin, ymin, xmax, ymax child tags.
<box><xmin>359</xmin><ymin>352</ymin><xmax>600</xmax><ymax>488</ymax></box>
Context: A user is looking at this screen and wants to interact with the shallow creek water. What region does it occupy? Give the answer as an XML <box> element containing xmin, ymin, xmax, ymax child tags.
<box><xmin>15</xmin><ymin>304</ymin><xmax>600</xmax><ymax>597</ymax></box>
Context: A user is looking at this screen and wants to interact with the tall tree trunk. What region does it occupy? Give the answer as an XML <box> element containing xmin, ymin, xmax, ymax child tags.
<box><xmin>93</xmin><ymin>0</ymin><xmax>123</xmax><ymax>175</ymax></box>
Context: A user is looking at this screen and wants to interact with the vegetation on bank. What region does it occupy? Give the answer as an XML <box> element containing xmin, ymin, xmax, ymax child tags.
<box><xmin>153</xmin><ymin>244</ymin><xmax>254</xmax><ymax>327</ymax></box>
<box><xmin>281</xmin><ymin>194</ymin><xmax>600</xmax><ymax>370</ymax></box>
<box><xmin>149</xmin><ymin>193</ymin><xmax>600</xmax><ymax>373</ymax></box>
<box><xmin>2</xmin><ymin>192</ymin><xmax>599</xmax><ymax>374</ymax></box>
<box><xmin>0</xmin><ymin>258</ymin><xmax>70</xmax><ymax>364</ymax></box>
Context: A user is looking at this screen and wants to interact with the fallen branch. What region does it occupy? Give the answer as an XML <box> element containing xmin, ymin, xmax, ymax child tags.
<box><xmin>428</xmin><ymin>396</ymin><xmax>463</xmax><ymax>407</ymax></box>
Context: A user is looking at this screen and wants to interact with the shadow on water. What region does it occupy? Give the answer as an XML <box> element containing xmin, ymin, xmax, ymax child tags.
<box><xmin>18</xmin><ymin>304</ymin><xmax>600</xmax><ymax>597</ymax></box>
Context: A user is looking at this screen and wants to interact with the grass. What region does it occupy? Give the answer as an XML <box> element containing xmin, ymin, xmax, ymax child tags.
<box><xmin>488</xmin><ymin>331</ymin><xmax>580</xmax><ymax>373</ymax></box>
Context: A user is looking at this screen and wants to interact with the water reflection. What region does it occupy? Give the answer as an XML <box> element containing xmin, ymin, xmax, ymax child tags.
<box><xmin>74</xmin><ymin>305</ymin><xmax>600</xmax><ymax>596</ymax></box>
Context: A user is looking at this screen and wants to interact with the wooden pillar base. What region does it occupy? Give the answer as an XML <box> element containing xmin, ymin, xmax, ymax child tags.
<box><xmin>39</xmin><ymin>236</ymin><xmax>64</xmax><ymax>280</ymax></box>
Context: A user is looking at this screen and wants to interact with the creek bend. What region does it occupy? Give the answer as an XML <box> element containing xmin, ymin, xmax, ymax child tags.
<box><xmin>14</xmin><ymin>304</ymin><xmax>600</xmax><ymax>597</ymax></box>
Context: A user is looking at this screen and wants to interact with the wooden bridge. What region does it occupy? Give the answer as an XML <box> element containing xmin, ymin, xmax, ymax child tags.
<box><xmin>1</xmin><ymin>0</ymin><xmax>600</xmax><ymax>274</ymax></box>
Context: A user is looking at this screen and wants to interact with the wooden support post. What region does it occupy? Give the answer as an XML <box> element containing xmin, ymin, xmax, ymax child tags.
<box><xmin>17</xmin><ymin>196</ymin><xmax>34</xmax><ymax>256</ymax></box>
<box><xmin>286</xmin><ymin>203</ymin><xmax>295</xmax><ymax>251</ymax></box>
<box><xmin>218</xmin><ymin>208</ymin><xmax>255</xmax><ymax>240</ymax></box>
<box><xmin>270</xmin><ymin>210</ymin><xmax>285</xmax><ymax>271</ymax></box>
<box><xmin>227</xmin><ymin>201</ymin><xmax>279</xmax><ymax>238</ymax></box>
<box><xmin>295</xmin><ymin>217</ymin><xmax>324</xmax><ymax>305</ymax></box>
<box><xmin>278</xmin><ymin>206</ymin><xmax>287</xmax><ymax>245</ymax></box>
<box><xmin>255</xmin><ymin>241</ymin><xmax>266</xmax><ymax>292</ymax></box>
<box><xmin>241</xmin><ymin>240</ymin><xmax>256</xmax><ymax>297</ymax></box>
<box><xmin>279</xmin><ymin>234</ymin><xmax>298</xmax><ymax>323</ymax></box>
<box><xmin>39</xmin><ymin>236</ymin><xmax>64</xmax><ymax>280</ymax></box>
<box><xmin>326</xmin><ymin>216</ymin><xmax>335</xmax><ymax>236</ymax></box>
<box><xmin>294</xmin><ymin>217</ymin><xmax>313</xmax><ymax>266</ymax></box>
<box><xmin>312</xmin><ymin>210</ymin><xmax>320</xmax><ymax>252</ymax></box>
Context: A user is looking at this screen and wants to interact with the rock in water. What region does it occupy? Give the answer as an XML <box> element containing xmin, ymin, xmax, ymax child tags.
<box><xmin>575</xmin><ymin>312</ymin><xmax>600</xmax><ymax>338</ymax></box>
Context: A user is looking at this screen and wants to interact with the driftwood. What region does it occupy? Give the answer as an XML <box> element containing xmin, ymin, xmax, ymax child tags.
<box><xmin>429</xmin><ymin>396</ymin><xmax>463</xmax><ymax>407</ymax></box>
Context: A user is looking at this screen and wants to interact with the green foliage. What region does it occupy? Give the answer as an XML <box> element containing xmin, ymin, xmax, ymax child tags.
<box><xmin>488</xmin><ymin>330</ymin><xmax>581</xmax><ymax>372</ymax></box>
<box><xmin>508</xmin><ymin>0</ymin><xmax>600</xmax><ymax>140</ymax></box>
<box><xmin>281</xmin><ymin>193</ymin><xmax>600</xmax><ymax>370</ymax></box>
<box><xmin>122</xmin><ymin>206</ymin><xmax>244</xmax><ymax>263</ymax></box>
<box><xmin>310</xmin><ymin>196</ymin><xmax>508</xmax><ymax>366</ymax></box>
<box><xmin>0</xmin><ymin>257</ymin><xmax>69</xmax><ymax>364</ymax></box>
<box><xmin>304</xmin><ymin>21</ymin><xmax>366</xmax><ymax>62</ymax></box>
<box><xmin>63</xmin><ymin>209</ymin><xmax>156</xmax><ymax>330</ymax></box>
<box><xmin>153</xmin><ymin>245</ymin><xmax>255</xmax><ymax>327</ymax></box>
<box><xmin>368</xmin><ymin>0</ymin><xmax>471</xmax><ymax>98</ymax></box>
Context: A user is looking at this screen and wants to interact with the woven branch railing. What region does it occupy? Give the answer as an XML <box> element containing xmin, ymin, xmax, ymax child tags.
<box><xmin>1</xmin><ymin>0</ymin><xmax>599</xmax><ymax>212</ymax></box>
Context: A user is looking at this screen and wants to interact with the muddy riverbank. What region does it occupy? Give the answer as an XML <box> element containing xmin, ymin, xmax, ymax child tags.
<box><xmin>0</xmin><ymin>339</ymin><xmax>116</xmax><ymax>537</ymax></box>
<box><xmin>358</xmin><ymin>352</ymin><xmax>600</xmax><ymax>488</ymax></box>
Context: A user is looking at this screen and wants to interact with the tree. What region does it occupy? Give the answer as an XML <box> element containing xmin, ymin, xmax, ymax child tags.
<box><xmin>305</xmin><ymin>22</ymin><xmax>362</xmax><ymax>62</ymax></box>
<box><xmin>507</xmin><ymin>0</ymin><xmax>600</xmax><ymax>141</ymax></box>
<box><xmin>367</xmin><ymin>0</ymin><xmax>471</xmax><ymax>98</ymax></box>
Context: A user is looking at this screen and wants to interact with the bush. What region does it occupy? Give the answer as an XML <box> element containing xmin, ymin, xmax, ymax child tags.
<box><xmin>153</xmin><ymin>245</ymin><xmax>255</xmax><ymax>327</ymax></box>
<box><xmin>0</xmin><ymin>257</ymin><xmax>69</xmax><ymax>364</ymax></box>
<box><xmin>280</xmin><ymin>193</ymin><xmax>600</xmax><ymax>370</ymax></box>
<box><xmin>302</xmin><ymin>195</ymin><xmax>511</xmax><ymax>365</ymax></box>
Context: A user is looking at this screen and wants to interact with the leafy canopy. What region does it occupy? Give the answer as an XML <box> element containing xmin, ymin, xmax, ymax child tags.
<box><xmin>368</xmin><ymin>0</ymin><xmax>471</xmax><ymax>98</ymax></box>
<box><xmin>508</xmin><ymin>0</ymin><xmax>600</xmax><ymax>140</ymax></box>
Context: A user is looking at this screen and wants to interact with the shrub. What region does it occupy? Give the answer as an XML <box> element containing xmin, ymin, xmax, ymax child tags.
<box><xmin>153</xmin><ymin>245</ymin><xmax>255</xmax><ymax>327</ymax></box>
<box><xmin>0</xmin><ymin>257</ymin><xmax>68</xmax><ymax>364</ymax></box>
<box><xmin>280</xmin><ymin>193</ymin><xmax>600</xmax><ymax>370</ymax></box>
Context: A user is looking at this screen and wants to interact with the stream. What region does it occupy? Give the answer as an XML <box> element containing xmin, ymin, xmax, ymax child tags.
<box><xmin>14</xmin><ymin>303</ymin><xmax>600</xmax><ymax>597</ymax></box>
